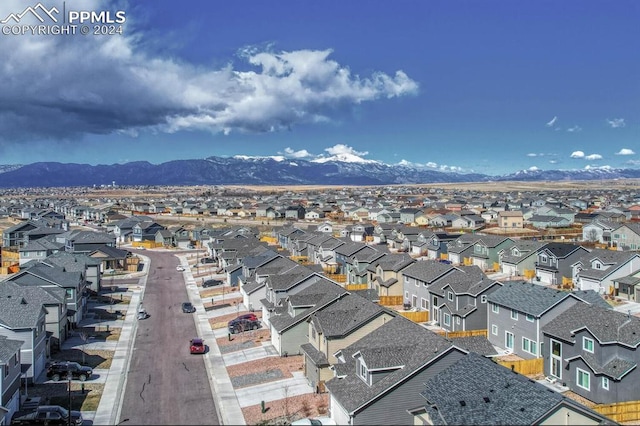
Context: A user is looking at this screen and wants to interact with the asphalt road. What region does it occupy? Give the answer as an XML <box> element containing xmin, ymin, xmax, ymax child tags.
<box><xmin>118</xmin><ymin>250</ymin><xmax>220</xmax><ymax>425</ymax></box>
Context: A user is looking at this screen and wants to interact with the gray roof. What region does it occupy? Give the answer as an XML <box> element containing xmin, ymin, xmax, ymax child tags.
<box><xmin>575</xmin><ymin>249</ymin><xmax>640</xmax><ymax>280</ymax></box>
<box><xmin>310</xmin><ymin>293</ymin><xmax>391</xmax><ymax>339</ymax></box>
<box><xmin>566</xmin><ymin>352</ymin><xmax>636</xmax><ymax>380</ymax></box>
<box><xmin>9</xmin><ymin>262</ymin><xmax>83</xmax><ymax>289</ymax></box>
<box><xmin>402</xmin><ymin>260</ymin><xmax>457</xmax><ymax>283</ymax></box>
<box><xmin>0</xmin><ymin>335</ymin><xmax>25</xmax><ymax>362</ymax></box>
<box><xmin>0</xmin><ymin>287</ymin><xmax>47</xmax><ymax>329</ymax></box>
<box><xmin>448</xmin><ymin>336</ymin><xmax>498</xmax><ymax>357</ymax></box>
<box><xmin>419</xmin><ymin>352</ymin><xmax>611</xmax><ymax>425</ymax></box>
<box><xmin>543</xmin><ymin>302</ymin><xmax>640</xmax><ymax>348</ymax></box>
<box><xmin>487</xmin><ymin>281</ymin><xmax>608</xmax><ymax>317</ymax></box>
<box><xmin>300</xmin><ymin>342</ymin><xmax>329</xmax><ymax>367</ymax></box>
<box><xmin>325</xmin><ymin>316</ymin><xmax>455</xmax><ymax>414</ymax></box>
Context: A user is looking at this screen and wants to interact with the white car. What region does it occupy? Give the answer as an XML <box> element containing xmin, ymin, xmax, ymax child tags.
<box><xmin>290</xmin><ymin>418</ymin><xmax>335</xmax><ymax>426</ymax></box>
<box><xmin>176</xmin><ymin>266</ymin><xmax>186</xmax><ymax>271</ymax></box>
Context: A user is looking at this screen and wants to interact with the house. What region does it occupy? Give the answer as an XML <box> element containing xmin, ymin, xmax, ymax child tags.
<box><xmin>0</xmin><ymin>291</ymin><xmax>48</xmax><ymax>384</ymax></box>
<box><xmin>429</xmin><ymin>266</ymin><xmax>502</xmax><ymax>332</ymax></box>
<box><xmin>497</xmin><ymin>210</ymin><xmax>524</xmax><ymax>229</ymax></box>
<box><xmin>55</xmin><ymin>229</ymin><xmax>116</xmax><ymax>254</ymax></box>
<box><xmin>325</xmin><ymin>316</ymin><xmax>466</xmax><ymax>425</ymax></box>
<box><xmin>500</xmin><ymin>240</ymin><xmax>547</xmax><ymax>278</ymax></box>
<box><xmin>425</xmin><ymin>232</ymin><xmax>460</xmax><ymax>261</ymax></box>
<box><xmin>268</xmin><ymin>277</ymin><xmax>348</xmax><ymax>356</ymax></box>
<box><xmin>89</xmin><ymin>245</ymin><xmax>131</xmax><ymax>277</ymax></box>
<box><xmin>238</xmin><ymin>252</ymin><xmax>294</xmax><ymax>310</ymax></box>
<box><xmin>528</xmin><ymin>215</ymin><xmax>571</xmax><ymax>229</ymax></box>
<box><xmin>446</xmin><ymin>234</ymin><xmax>483</xmax><ymax>265</ymax></box>
<box><xmin>0</xmin><ymin>282</ymin><xmax>67</xmax><ymax>351</ymax></box>
<box><xmin>611</xmin><ymin>223</ymin><xmax>640</xmax><ymax>251</ymax></box>
<box><xmin>300</xmin><ymin>293</ymin><xmax>397</xmax><ymax>393</ymax></box>
<box><xmin>535</xmin><ymin>242</ymin><xmax>590</xmax><ymax>286</ymax></box>
<box><xmin>487</xmin><ymin>281</ymin><xmax>609</xmax><ymax>360</ymax></box>
<box><xmin>572</xmin><ymin>249</ymin><xmax>640</xmax><ymax>295</ymax></box>
<box><xmin>18</xmin><ymin>237</ymin><xmax>64</xmax><ymax>265</ymax></box>
<box><xmin>0</xmin><ymin>335</ymin><xmax>24</xmax><ymax>425</ymax></box>
<box><xmin>613</xmin><ymin>269</ymin><xmax>640</xmax><ymax>301</ymax></box>
<box><xmin>132</xmin><ymin>221</ymin><xmax>165</xmax><ymax>242</ymax></box>
<box><xmin>542</xmin><ymin>303</ymin><xmax>640</xmax><ymax>404</ymax></box>
<box><xmin>468</xmin><ymin>235</ymin><xmax>514</xmax><ymax>272</ymax></box>
<box><xmin>402</xmin><ymin>260</ymin><xmax>459</xmax><ymax>315</ymax></box>
<box><xmin>344</xmin><ymin>246</ymin><xmax>386</xmax><ymax>285</ymax></box>
<box><xmin>368</xmin><ymin>253</ymin><xmax>415</xmax><ymax>298</ymax></box>
<box><xmin>582</xmin><ymin>220</ymin><xmax>619</xmax><ymax>245</ymax></box>
<box><xmin>411</xmin><ymin>351</ymin><xmax>613</xmax><ymax>425</ymax></box>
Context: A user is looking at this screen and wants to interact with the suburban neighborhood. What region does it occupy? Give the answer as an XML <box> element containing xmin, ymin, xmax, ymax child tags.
<box><xmin>1</xmin><ymin>183</ymin><xmax>640</xmax><ymax>425</ymax></box>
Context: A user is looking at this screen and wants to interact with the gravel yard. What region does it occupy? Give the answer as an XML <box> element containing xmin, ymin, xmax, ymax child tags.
<box><xmin>242</xmin><ymin>393</ymin><xmax>329</xmax><ymax>425</ymax></box>
<box><xmin>226</xmin><ymin>354</ymin><xmax>304</xmax><ymax>379</ymax></box>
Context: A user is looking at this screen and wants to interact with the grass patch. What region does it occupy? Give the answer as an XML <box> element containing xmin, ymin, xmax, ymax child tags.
<box><xmin>48</xmin><ymin>384</ymin><xmax>103</xmax><ymax>411</ymax></box>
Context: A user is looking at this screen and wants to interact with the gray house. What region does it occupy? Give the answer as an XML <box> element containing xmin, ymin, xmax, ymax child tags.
<box><xmin>325</xmin><ymin>316</ymin><xmax>466</xmax><ymax>425</ymax></box>
<box><xmin>402</xmin><ymin>260</ymin><xmax>458</xmax><ymax>316</ymax></box>
<box><xmin>542</xmin><ymin>303</ymin><xmax>640</xmax><ymax>404</ymax></box>
<box><xmin>412</xmin><ymin>351</ymin><xmax>614</xmax><ymax>425</ymax></box>
<box><xmin>430</xmin><ymin>266</ymin><xmax>502</xmax><ymax>332</ymax></box>
<box><xmin>500</xmin><ymin>240</ymin><xmax>547</xmax><ymax>277</ymax></box>
<box><xmin>487</xmin><ymin>281</ymin><xmax>609</xmax><ymax>360</ymax></box>
<box><xmin>0</xmin><ymin>292</ymin><xmax>48</xmax><ymax>384</ymax></box>
<box><xmin>268</xmin><ymin>277</ymin><xmax>348</xmax><ymax>356</ymax></box>
<box><xmin>534</xmin><ymin>242</ymin><xmax>589</xmax><ymax>286</ymax></box>
<box><xmin>0</xmin><ymin>335</ymin><xmax>24</xmax><ymax>425</ymax></box>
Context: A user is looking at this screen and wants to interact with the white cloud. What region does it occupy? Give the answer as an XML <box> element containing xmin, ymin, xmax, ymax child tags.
<box><xmin>528</xmin><ymin>166</ymin><xmax>539</xmax><ymax>171</ymax></box>
<box><xmin>324</xmin><ymin>144</ymin><xmax>368</xmax><ymax>157</ymax></box>
<box><xmin>584</xmin><ymin>164</ymin><xmax>612</xmax><ymax>170</ymax></box>
<box><xmin>282</xmin><ymin>147</ymin><xmax>312</xmax><ymax>158</ymax></box>
<box><xmin>585</xmin><ymin>154</ymin><xmax>602</xmax><ymax>161</ymax></box>
<box><xmin>0</xmin><ymin>0</ymin><xmax>419</xmax><ymax>142</ymax></box>
<box><xmin>567</xmin><ymin>125</ymin><xmax>582</xmax><ymax>132</ymax></box>
<box><xmin>546</xmin><ymin>116</ymin><xmax>557</xmax><ymax>127</ymax></box>
<box><xmin>527</xmin><ymin>153</ymin><xmax>539</xmax><ymax>157</ymax></box>
<box><xmin>570</xmin><ymin>151</ymin><xmax>585</xmax><ymax>158</ymax></box>
<box><xmin>607</xmin><ymin>118</ymin><xmax>625</xmax><ymax>128</ymax></box>
<box><xmin>426</xmin><ymin>162</ymin><xmax>439</xmax><ymax>168</ymax></box>
<box><xmin>549</xmin><ymin>160</ymin><xmax>558</xmax><ymax>164</ymax></box>
<box><xmin>616</xmin><ymin>148</ymin><xmax>635</xmax><ymax>155</ymax></box>
<box><xmin>626</xmin><ymin>159</ymin><xmax>640</xmax><ymax>166</ymax></box>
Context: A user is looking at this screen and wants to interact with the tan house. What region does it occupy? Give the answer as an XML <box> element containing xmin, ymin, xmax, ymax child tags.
<box><xmin>368</xmin><ymin>253</ymin><xmax>416</xmax><ymax>298</ymax></box>
<box><xmin>300</xmin><ymin>293</ymin><xmax>396</xmax><ymax>393</ymax></box>
<box><xmin>498</xmin><ymin>210</ymin><xmax>524</xmax><ymax>229</ymax></box>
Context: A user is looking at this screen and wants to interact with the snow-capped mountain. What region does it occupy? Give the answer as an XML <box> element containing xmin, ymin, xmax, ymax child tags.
<box><xmin>0</xmin><ymin>156</ymin><xmax>637</xmax><ymax>188</ymax></box>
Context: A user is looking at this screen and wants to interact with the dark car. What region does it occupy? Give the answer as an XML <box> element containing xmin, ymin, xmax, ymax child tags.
<box><xmin>228</xmin><ymin>314</ymin><xmax>261</xmax><ymax>334</ymax></box>
<box><xmin>46</xmin><ymin>361</ymin><xmax>93</xmax><ymax>382</ymax></box>
<box><xmin>190</xmin><ymin>338</ymin><xmax>205</xmax><ymax>354</ymax></box>
<box><xmin>182</xmin><ymin>302</ymin><xmax>196</xmax><ymax>313</ymax></box>
<box><xmin>11</xmin><ymin>405</ymin><xmax>83</xmax><ymax>426</ymax></box>
<box><xmin>200</xmin><ymin>257</ymin><xmax>215</xmax><ymax>264</ymax></box>
<box><xmin>202</xmin><ymin>279</ymin><xmax>223</xmax><ymax>288</ymax></box>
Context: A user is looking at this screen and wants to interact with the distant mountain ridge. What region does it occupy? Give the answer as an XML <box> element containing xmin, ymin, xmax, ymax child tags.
<box><xmin>0</xmin><ymin>156</ymin><xmax>638</xmax><ymax>188</ymax></box>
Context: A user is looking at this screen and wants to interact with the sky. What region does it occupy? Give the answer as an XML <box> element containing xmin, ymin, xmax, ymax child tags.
<box><xmin>0</xmin><ymin>0</ymin><xmax>638</xmax><ymax>175</ymax></box>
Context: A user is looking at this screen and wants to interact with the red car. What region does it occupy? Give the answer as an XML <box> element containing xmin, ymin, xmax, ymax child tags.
<box><xmin>190</xmin><ymin>338</ymin><xmax>205</xmax><ymax>354</ymax></box>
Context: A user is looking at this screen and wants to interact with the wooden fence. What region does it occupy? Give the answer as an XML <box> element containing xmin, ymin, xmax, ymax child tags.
<box><xmin>435</xmin><ymin>329</ymin><xmax>488</xmax><ymax>339</ymax></box>
<box><xmin>132</xmin><ymin>241</ymin><xmax>163</xmax><ymax>249</ymax></box>
<box><xmin>345</xmin><ymin>283</ymin><xmax>369</xmax><ymax>291</ymax></box>
<box><xmin>324</xmin><ymin>274</ymin><xmax>346</xmax><ymax>283</ymax></box>
<box><xmin>496</xmin><ymin>358</ymin><xmax>543</xmax><ymax>376</ymax></box>
<box><xmin>593</xmin><ymin>400</ymin><xmax>640</xmax><ymax>423</ymax></box>
<box><xmin>399</xmin><ymin>311</ymin><xmax>429</xmax><ymax>323</ymax></box>
<box><xmin>379</xmin><ymin>295</ymin><xmax>403</xmax><ymax>306</ymax></box>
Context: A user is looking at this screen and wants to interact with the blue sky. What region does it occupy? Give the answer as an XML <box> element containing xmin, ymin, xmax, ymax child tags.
<box><xmin>0</xmin><ymin>0</ymin><xmax>638</xmax><ymax>175</ymax></box>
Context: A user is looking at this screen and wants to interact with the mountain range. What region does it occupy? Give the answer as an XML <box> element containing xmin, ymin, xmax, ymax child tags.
<box><xmin>0</xmin><ymin>156</ymin><xmax>639</xmax><ymax>188</ymax></box>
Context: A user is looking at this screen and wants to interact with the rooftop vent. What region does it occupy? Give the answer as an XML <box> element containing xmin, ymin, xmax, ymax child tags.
<box><xmin>459</xmin><ymin>400</ymin><xmax>466</xmax><ymax>407</ymax></box>
<box><xmin>483</xmin><ymin>397</ymin><xmax>490</xmax><ymax>403</ymax></box>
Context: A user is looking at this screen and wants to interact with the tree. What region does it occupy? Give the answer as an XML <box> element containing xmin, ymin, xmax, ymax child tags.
<box><xmin>79</xmin><ymin>331</ymin><xmax>90</xmax><ymax>365</ymax></box>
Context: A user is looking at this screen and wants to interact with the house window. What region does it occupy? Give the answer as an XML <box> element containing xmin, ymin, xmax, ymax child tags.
<box><xmin>404</xmin><ymin>276</ymin><xmax>409</xmax><ymax>283</ymax></box>
<box><xmin>443</xmin><ymin>313</ymin><xmax>451</xmax><ymax>326</ymax></box>
<box><xmin>526</xmin><ymin>314</ymin><xmax>535</xmax><ymax>322</ymax></box>
<box><xmin>511</xmin><ymin>309</ymin><xmax>518</xmax><ymax>320</ymax></box>
<box><xmin>447</xmin><ymin>291</ymin><xmax>453</xmax><ymax>301</ymax></box>
<box><xmin>540</xmin><ymin>254</ymin><xmax>548</xmax><ymax>263</ymax></box>
<box><xmin>65</xmin><ymin>288</ymin><xmax>73</xmax><ymax>299</ymax></box>
<box><xmin>522</xmin><ymin>337</ymin><xmax>537</xmax><ymax>355</ymax></box>
<box><xmin>358</xmin><ymin>359</ymin><xmax>368</xmax><ymax>382</ymax></box>
<box><xmin>577</xmin><ymin>368</ymin><xmax>590</xmax><ymax>391</ymax></box>
<box><xmin>311</xmin><ymin>327</ymin><xmax>316</xmax><ymax>340</ymax></box>
<box><xmin>505</xmin><ymin>331</ymin><xmax>514</xmax><ymax>350</ymax></box>
<box><xmin>3</xmin><ymin>365</ymin><xmax>8</xmax><ymax>378</ymax></box>
<box><xmin>404</xmin><ymin>291</ymin><xmax>409</xmax><ymax>299</ymax></box>
<box><xmin>421</xmin><ymin>298</ymin><xmax>429</xmax><ymax>310</ymax></box>
<box><xmin>456</xmin><ymin>317</ymin><xmax>460</xmax><ymax>325</ymax></box>
<box><xmin>583</xmin><ymin>337</ymin><xmax>594</xmax><ymax>353</ymax></box>
<box><xmin>492</xmin><ymin>303</ymin><xmax>499</xmax><ymax>314</ymax></box>
<box><xmin>602</xmin><ymin>377</ymin><xmax>609</xmax><ymax>390</ymax></box>
<box><xmin>480</xmin><ymin>295</ymin><xmax>487</xmax><ymax>304</ymax></box>
<box><xmin>491</xmin><ymin>324</ymin><xmax>498</xmax><ymax>335</ymax></box>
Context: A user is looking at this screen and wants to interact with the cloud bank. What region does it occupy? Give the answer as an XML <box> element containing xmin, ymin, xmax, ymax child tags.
<box><xmin>0</xmin><ymin>0</ymin><xmax>418</xmax><ymax>143</ymax></box>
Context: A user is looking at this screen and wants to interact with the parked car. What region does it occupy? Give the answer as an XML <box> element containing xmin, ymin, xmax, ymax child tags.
<box><xmin>182</xmin><ymin>302</ymin><xmax>196</xmax><ymax>313</ymax></box>
<box><xmin>46</xmin><ymin>361</ymin><xmax>93</xmax><ymax>382</ymax></box>
<box><xmin>11</xmin><ymin>405</ymin><xmax>83</xmax><ymax>426</ymax></box>
<box><xmin>228</xmin><ymin>314</ymin><xmax>261</xmax><ymax>334</ymax></box>
<box><xmin>176</xmin><ymin>265</ymin><xmax>186</xmax><ymax>271</ymax></box>
<box><xmin>202</xmin><ymin>279</ymin><xmax>223</xmax><ymax>288</ymax></box>
<box><xmin>190</xmin><ymin>338</ymin><xmax>205</xmax><ymax>354</ymax></box>
<box><xmin>200</xmin><ymin>257</ymin><xmax>215</xmax><ymax>264</ymax></box>
<box><xmin>137</xmin><ymin>308</ymin><xmax>149</xmax><ymax>320</ymax></box>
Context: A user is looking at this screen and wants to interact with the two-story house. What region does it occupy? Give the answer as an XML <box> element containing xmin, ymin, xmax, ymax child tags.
<box><xmin>0</xmin><ymin>336</ymin><xmax>24</xmax><ymax>425</ymax></box>
<box><xmin>572</xmin><ymin>249</ymin><xmax>640</xmax><ymax>295</ymax></box>
<box><xmin>468</xmin><ymin>236</ymin><xmax>514</xmax><ymax>272</ymax></box>
<box><xmin>534</xmin><ymin>242</ymin><xmax>590</xmax><ymax>286</ymax></box>
<box><xmin>446</xmin><ymin>234</ymin><xmax>483</xmax><ymax>265</ymax></box>
<box><xmin>611</xmin><ymin>223</ymin><xmax>640</xmax><ymax>251</ymax></box>
<box><xmin>500</xmin><ymin>240</ymin><xmax>547</xmax><ymax>278</ymax></box>
<box><xmin>300</xmin><ymin>293</ymin><xmax>396</xmax><ymax>393</ymax></box>
<box><xmin>367</xmin><ymin>253</ymin><xmax>415</xmax><ymax>298</ymax></box>
<box><xmin>487</xmin><ymin>281</ymin><xmax>609</xmax><ymax>360</ymax></box>
<box><xmin>325</xmin><ymin>316</ymin><xmax>466</xmax><ymax>425</ymax></box>
<box><xmin>542</xmin><ymin>303</ymin><xmax>640</xmax><ymax>404</ymax></box>
<box><xmin>402</xmin><ymin>260</ymin><xmax>458</xmax><ymax>315</ymax></box>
